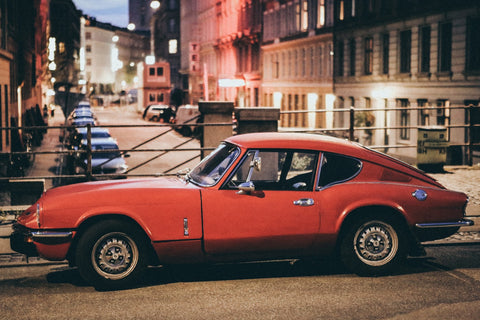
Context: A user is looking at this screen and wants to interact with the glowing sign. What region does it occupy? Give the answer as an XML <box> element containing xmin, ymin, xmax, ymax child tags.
<box><xmin>218</xmin><ymin>79</ymin><xmax>245</xmax><ymax>87</ymax></box>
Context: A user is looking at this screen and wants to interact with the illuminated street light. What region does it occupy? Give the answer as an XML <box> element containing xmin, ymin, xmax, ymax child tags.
<box><xmin>150</xmin><ymin>0</ymin><xmax>160</xmax><ymax>9</ymax></box>
<box><xmin>127</xmin><ymin>23</ymin><xmax>136</xmax><ymax>31</ymax></box>
<box><xmin>112</xmin><ymin>35</ymin><xmax>119</xmax><ymax>42</ymax></box>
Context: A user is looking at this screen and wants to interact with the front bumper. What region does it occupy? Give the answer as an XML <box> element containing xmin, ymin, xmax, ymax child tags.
<box><xmin>10</xmin><ymin>224</ymin><xmax>73</xmax><ymax>257</ymax></box>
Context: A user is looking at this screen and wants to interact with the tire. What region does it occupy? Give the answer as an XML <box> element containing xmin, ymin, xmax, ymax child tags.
<box><xmin>75</xmin><ymin>220</ymin><xmax>148</xmax><ymax>289</ymax></box>
<box><xmin>340</xmin><ymin>216</ymin><xmax>407</xmax><ymax>276</ymax></box>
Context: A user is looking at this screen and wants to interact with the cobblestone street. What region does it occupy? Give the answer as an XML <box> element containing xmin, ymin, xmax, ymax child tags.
<box><xmin>430</xmin><ymin>166</ymin><xmax>480</xmax><ymax>211</ymax></box>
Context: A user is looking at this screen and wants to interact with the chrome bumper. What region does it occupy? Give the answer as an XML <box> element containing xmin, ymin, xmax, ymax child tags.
<box><xmin>415</xmin><ymin>219</ymin><xmax>474</xmax><ymax>229</ymax></box>
<box><xmin>10</xmin><ymin>224</ymin><xmax>73</xmax><ymax>256</ymax></box>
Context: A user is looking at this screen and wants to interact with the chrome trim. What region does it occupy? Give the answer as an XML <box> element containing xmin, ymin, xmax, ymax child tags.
<box><xmin>31</xmin><ymin>231</ymin><xmax>73</xmax><ymax>244</ymax></box>
<box><xmin>415</xmin><ymin>219</ymin><xmax>474</xmax><ymax>229</ymax></box>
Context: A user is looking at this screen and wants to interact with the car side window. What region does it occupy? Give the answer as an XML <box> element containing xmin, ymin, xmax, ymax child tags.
<box><xmin>317</xmin><ymin>153</ymin><xmax>362</xmax><ymax>188</ymax></box>
<box><xmin>226</xmin><ymin>150</ymin><xmax>318</xmax><ymax>191</ymax></box>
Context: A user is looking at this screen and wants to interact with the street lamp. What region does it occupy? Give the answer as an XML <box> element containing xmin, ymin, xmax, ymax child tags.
<box><xmin>127</xmin><ymin>23</ymin><xmax>136</xmax><ymax>31</ymax></box>
<box><xmin>150</xmin><ymin>0</ymin><xmax>160</xmax><ymax>9</ymax></box>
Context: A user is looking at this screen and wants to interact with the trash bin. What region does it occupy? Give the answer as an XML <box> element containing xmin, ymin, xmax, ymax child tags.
<box><xmin>417</xmin><ymin>126</ymin><xmax>448</xmax><ymax>172</ymax></box>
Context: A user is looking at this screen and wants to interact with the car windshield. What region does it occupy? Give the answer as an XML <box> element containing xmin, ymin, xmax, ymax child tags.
<box><xmin>189</xmin><ymin>142</ymin><xmax>240</xmax><ymax>186</ymax></box>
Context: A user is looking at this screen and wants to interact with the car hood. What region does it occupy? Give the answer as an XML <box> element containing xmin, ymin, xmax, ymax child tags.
<box><xmin>34</xmin><ymin>178</ymin><xmax>199</xmax><ymax>225</ymax></box>
<box><xmin>18</xmin><ymin>178</ymin><xmax>203</xmax><ymax>239</ymax></box>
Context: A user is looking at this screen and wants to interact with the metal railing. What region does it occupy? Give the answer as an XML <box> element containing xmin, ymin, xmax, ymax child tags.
<box><xmin>279</xmin><ymin>104</ymin><xmax>480</xmax><ymax>166</ymax></box>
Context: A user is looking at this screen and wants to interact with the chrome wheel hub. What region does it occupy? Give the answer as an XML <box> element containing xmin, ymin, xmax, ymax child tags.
<box><xmin>354</xmin><ymin>221</ymin><xmax>398</xmax><ymax>266</ymax></box>
<box><xmin>92</xmin><ymin>232</ymin><xmax>138</xmax><ymax>280</ymax></box>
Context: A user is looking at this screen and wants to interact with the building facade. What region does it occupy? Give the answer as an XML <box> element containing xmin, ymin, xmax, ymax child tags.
<box><xmin>0</xmin><ymin>0</ymin><xmax>49</xmax><ymax>174</ymax></box>
<box><xmin>151</xmin><ymin>0</ymin><xmax>182</xmax><ymax>89</ymax></box>
<box><xmin>333</xmin><ymin>0</ymin><xmax>480</xmax><ymax>164</ymax></box>
<box><xmin>262</xmin><ymin>0</ymin><xmax>335</xmax><ymax>129</ymax></box>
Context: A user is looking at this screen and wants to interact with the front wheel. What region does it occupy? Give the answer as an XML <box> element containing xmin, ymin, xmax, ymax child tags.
<box><xmin>340</xmin><ymin>216</ymin><xmax>408</xmax><ymax>276</ymax></box>
<box><xmin>76</xmin><ymin>220</ymin><xmax>148</xmax><ymax>289</ymax></box>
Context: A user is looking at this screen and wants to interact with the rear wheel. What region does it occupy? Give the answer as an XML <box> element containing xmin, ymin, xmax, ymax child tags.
<box><xmin>340</xmin><ymin>216</ymin><xmax>407</xmax><ymax>276</ymax></box>
<box><xmin>76</xmin><ymin>220</ymin><xmax>148</xmax><ymax>289</ymax></box>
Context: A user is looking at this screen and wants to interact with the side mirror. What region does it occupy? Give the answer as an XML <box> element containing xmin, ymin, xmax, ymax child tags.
<box><xmin>237</xmin><ymin>181</ymin><xmax>255</xmax><ymax>194</ymax></box>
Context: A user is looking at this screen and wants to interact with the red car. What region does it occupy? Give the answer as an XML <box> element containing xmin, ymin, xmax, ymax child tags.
<box><xmin>11</xmin><ymin>133</ymin><xmax>473</xmax><ymax>289</ymax></box>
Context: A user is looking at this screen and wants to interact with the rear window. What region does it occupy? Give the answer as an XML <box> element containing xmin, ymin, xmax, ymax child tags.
<box><xmin>318</xmin><ymin>153</ymin><xmax>362</xmax><ymax>188</ymax></box>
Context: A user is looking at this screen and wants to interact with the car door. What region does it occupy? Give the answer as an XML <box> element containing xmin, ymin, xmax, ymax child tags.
<box><xmin>202</xmin><ymin>149</ymin><xmax>322</xmax><ymax>255</ymax></box>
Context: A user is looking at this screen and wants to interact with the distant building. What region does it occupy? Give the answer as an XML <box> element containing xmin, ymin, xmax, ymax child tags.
<box><xmin>80</xmin><ymin>17</ymin><xmax>150</xmax><ymax>99</ymax></box>
<box><xmin>151</xmin><ymin>0</ymin><xmax>182</xmax><ymax>89</ymax></box>
<box><xmin>137</xmin><ymin>61</ymin><xmax>171</xmax><ymax>110</ymax></box>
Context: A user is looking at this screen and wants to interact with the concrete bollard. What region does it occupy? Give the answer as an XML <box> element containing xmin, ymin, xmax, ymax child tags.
<box><xmin>198</xmin><ymin>101</ymin><xmax>235</xmax><ymax>158</ymax></box>
<box><xmin>234</xmin><ymin>107</ymin><xmax>280</xmax><ymax>134</ymax></box>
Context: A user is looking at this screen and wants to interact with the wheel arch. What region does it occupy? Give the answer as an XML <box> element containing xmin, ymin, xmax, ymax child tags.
<box><xmin>335</xmin><ymin>205</ymin><xmax>415</xmax><ymax>253</ymax></box>
<box><xmin>67</xmin><ymin>214</ymin><xmax>160</xmax><ymax>267</ymax></box>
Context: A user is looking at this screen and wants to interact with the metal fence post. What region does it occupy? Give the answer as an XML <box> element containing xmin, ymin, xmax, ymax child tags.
<box><xmin>469</xmin><ymin>105</ymin><xmax>474</xmax><ymax>166</ymax></box>
<box><xmin>349</xmin><ymin>107</ymin><xmax>355</xmax><ymax>141</ymax></box>
<box><xmin>86</xmin><ymin>124</ymin><xmax>92</xmax><ymax>180</ymax></box>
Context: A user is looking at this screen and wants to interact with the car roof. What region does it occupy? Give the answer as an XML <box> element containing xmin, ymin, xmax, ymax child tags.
<box><xmin>225</xmin><ymin>132</ymin><xmax>362</xmax><ymax>154</ymax></box>
<box><xmin>76</xmin><ymin>127</ymin><xmax>109</xmax><ymax>133</ymax></box>
<box><xmin>81</xmin><ymin>138</ymin><xmax>118</xmax><ymax>147</ymax></box>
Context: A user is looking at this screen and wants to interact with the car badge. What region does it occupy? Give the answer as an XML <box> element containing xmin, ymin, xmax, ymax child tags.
<box><xmin>412</xmin><ymin>189</ymin><xmax>428</xmax><ymax>201</ymax></box>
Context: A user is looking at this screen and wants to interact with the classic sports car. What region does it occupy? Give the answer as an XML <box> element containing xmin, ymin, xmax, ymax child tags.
<box><xmin>11</xmin><ymin>133</ymin><xmax>473</xmax><ymax>289</ymax></box>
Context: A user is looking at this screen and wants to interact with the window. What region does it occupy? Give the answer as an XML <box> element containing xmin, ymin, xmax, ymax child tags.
<box><xmin>466</xmin><ymin>17</ymin><xmax>480</xmax><ymax>71</ymax></box>
<box><xmin>157</xmin><ymin>93</ymin><xmax>164</xmax><ymax>102</ymax></box>
<box><xmin>168</xmin><ymin>39</ymin><xmax>178</xmax><ymax>54</ymax></box>
<box><xmin>400</xmin><ymin>30</ymin><xmax>411</xmax><ymax>73</ymax></box>
<box><xmin>169</xmin><ymin>0</ymin><xmax>177</xmax><ymax>10</ymax></box>
<box><xmin>419</xmin><ymin>26</ymin><xmax>431</xmax><ymax>73</ymax></box>
<box><xmin>295</xmin><ymin>1</ymin><xmax>301</xmax><ymax>31</ymax></box>
<box><xmin>168</xmin><ymin>18</ymin><xmax>176</xmax><ymax>33</ymax></box>
<box><xmin>86</xmin><ymin>45</ymin><xmax>91</xmax><ymax>53</ymax></box>
<box><xmin>438</xmin><ymin>22</ymin><xmax>452</xmax><ymax>73</ymax></box>
<box><xmin>382</xmin><ymin>33</ymin><xmax>389</xmax><ymax>74</ymax></box>
<box><xmin>418</xmin><ymin>99</ymin><xmax>430</xmax><ymax>126</ymax></box>
<box><xmin>317</xmin><ymin>0</ymin><xmax>325</xmax><ymax>28</ymax></box>
<box><xmin>301</xmin><ymin>0</ymin><xmax>308</xmax><ymax>31</ymax></box>
<box><xmin>149</xmin><ymin>68</ymin><xmax>155</xmax><ymax>76</ymax></box>
<box><xmin>149</xmin><ymin>93</ymin><xmax>155</xmax><ymax>102</ymax></box>
<box><xmin>339</xmin><ymin>0</ymin><xmax>344</xmax><ymax>20</ymax></box>
<box><xmin>349</xmin><ymin>38</ymin><xmax>356</xmax><ymax>76</ymax></box>
<box><xmin>157</xmin><ymin>67</ymin><xmax>164</xmax><ymax>76</ymax></box>
<box><xmin>397</xmin><ymin>99</ymin><xmax>410</xmax><ymax>140</ymax></box>
<box><xmin>336</xmin><ymin>41</ymin><xmax>344</xmax><ymax>76</ymax></box>
<box><xmin>318</xmin><ymin>153</ymin><xmax>361</xmax><ymax>188</ymax></box>
<box><xmin>436</xmin><ymin>99</ymin><xmax>451</xmax><ymax>139</ymax></box>
<box><xmin>226</xmin><ymin>150</ymin><xmax>318</xmax><ymax>191</ymax></box>
<box><xmin>364</xmin><ymin>37</ymin><xmax>373</xmax><ymax>75</ymax></box>
<box><xmin>85</xmin><ymin>32</ymin><xmax>91</xmax><ymax>40</ymax></box>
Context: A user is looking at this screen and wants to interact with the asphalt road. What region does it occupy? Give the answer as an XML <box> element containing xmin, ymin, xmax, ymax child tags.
<box><xmin>1</xmin><ymin>244</ymin><xmax>479</xmax><ymax>319</ymax></box>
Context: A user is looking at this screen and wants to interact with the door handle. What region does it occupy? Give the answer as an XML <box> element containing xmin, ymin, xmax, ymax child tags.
<box><xmin>293</xmin><ymin>198</ymin><xmax>315</xmax><ymax>207</ymax></box>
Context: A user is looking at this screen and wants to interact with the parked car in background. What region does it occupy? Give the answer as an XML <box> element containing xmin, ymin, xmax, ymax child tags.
<box><xmin>174</xmin><ymin>104</ymin><xmax>201</xmax><ymax>136</ymax></box>
<box><xmin>10</xmin><ymin>132</ymin><xmax>472</xmax><ymax>289</ymax></box>
<box><xmin>67</xmin><ymin>127</ymin><xmax>113</xmax><ymax>149</ymax></box>
<box><xmin>69</xmin><ymin>138</ymin><xmax>128</xmax><ymax>177</ymax></box>
<box><xmin>142</xmin><ymin>104</ymin><xmax>174</xmax><ymax>123</ymax></box>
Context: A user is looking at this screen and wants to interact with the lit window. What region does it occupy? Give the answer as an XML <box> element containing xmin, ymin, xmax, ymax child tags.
<box><xmin>317</xmin><ymin>0</ymin><xmax>325</xmax><ymax>28</ymax></box>
<box><xmin>169</xmin><ymin>39</ymin><xmax>178</xmax><ymax>54</ymax></box>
